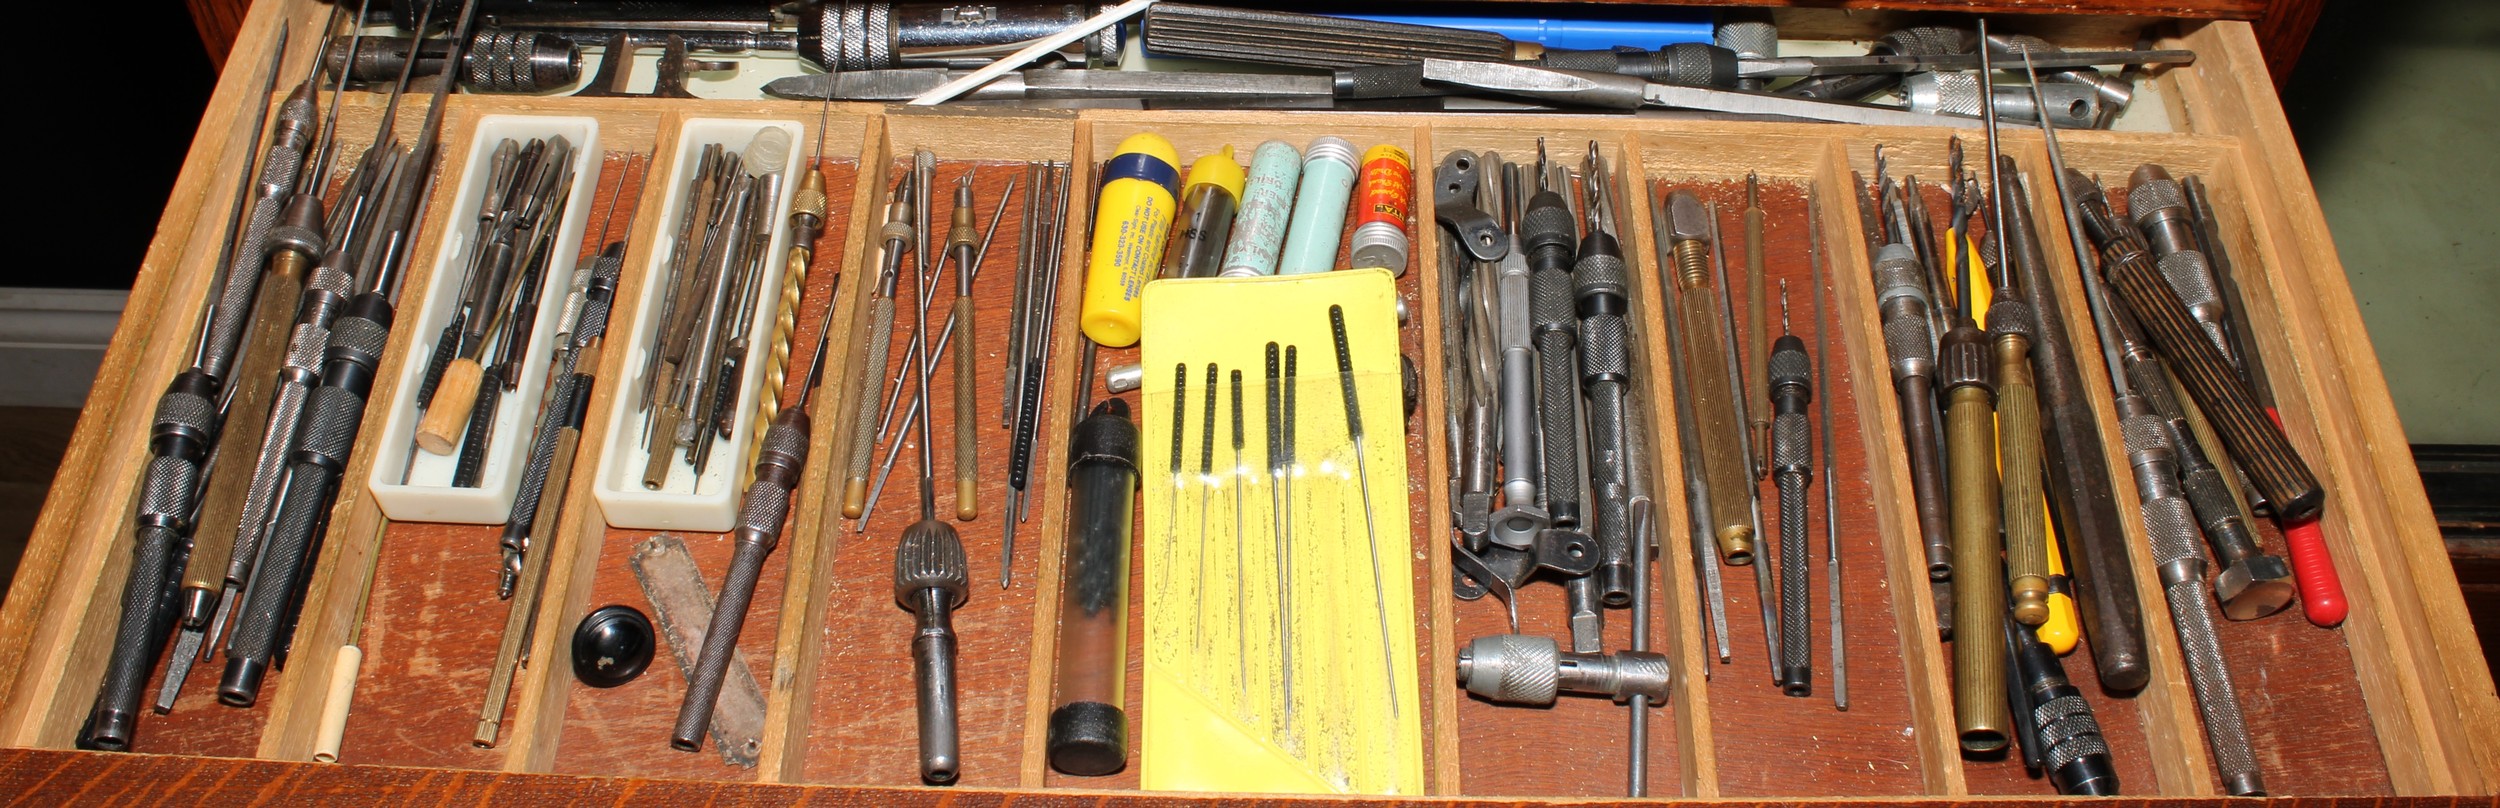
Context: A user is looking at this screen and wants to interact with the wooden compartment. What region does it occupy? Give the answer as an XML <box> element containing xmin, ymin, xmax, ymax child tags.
<box><xmin>2</xmin><ymin>0</ymin><xmax>2494</xmax><ymax>802</ymax></box>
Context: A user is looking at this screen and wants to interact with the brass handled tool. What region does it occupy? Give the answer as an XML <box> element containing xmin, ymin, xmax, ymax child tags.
<box><xmin>1708</xmin><ymin>201</ymin><xmax>1778</xmax><ymax>682</ymax></box>
<box><xmin>1743</xmin><ymin>173</ymin><xmax>1771</xmax><ymax>481</ymax></box>
<box><xmin>1769</xmin><ymin>282</ymin><xmax>1813</xmax><ymax>695</ymax></box>
<box><xmin>841</xmin><ymin>172</ymin><xmax>914</xmax><ymax>517</ymax></box>
<box><xmin>1999</xmin><ymin>129</ymin><xmax>2148</xmax><ymax>691</ymax></box>
<box><xmin>1662</xmin><ymin>189</ymin><xmax>1754</xmax><ymax>565</ymax></box>
<box><xmin>1941</xmin><ymin>316</ymin><xmax>2007</xmax><ymax>752</ymax></box>
<box><xmin>478</xmin><ymin>159</ymin><xmax>633</xmax><ymax>748</ymax></box>
<box><xmin>86</xmin><ymin>26</ymin><xmax>300</xmax><ymax>749</ymax></box>
<box><xmin>948</xmin><ymin>176</ymin><xmax>980</xmax><ymax>520</ymax></box>
<box><xmin>1652</xmin><ymin>185</ymin><xmax>1731</xmax><ymax>665</ymax></box>
<box><xmin>1978</xmin><ymin>107</ymin><xmax>2052</xmax><ymax>631</ymax></box>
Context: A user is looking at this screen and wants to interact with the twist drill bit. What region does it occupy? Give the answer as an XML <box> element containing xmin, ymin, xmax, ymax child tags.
<box><xmin>1662</xmin><ymin>190</ymin><xmax>1754</xmax><ymax>565</ymax></box>
<box><xmin>2127</xmin><ymin>165</ymin><xmax>2235</xmax><ymax>361</ymax></box>
<box><xmin>1574</xmin><ymin>144</ymin><xmax>1635</xmax><ymax>608</ymax></box>
<box><xmin>1457</xmin><ymin>634</ymin><xmax>1669</xmax><ymax>705</ymax></box>
<box><xmin>1939</xmin><ymin>315</ymin><xmax>2007</xmax><ymax>751</ymax></box>
<box><xmin>1870</xmin><ymin>243</ymin><xmax>1953</xmax><ymax>582</ymax></box>
<box><xmin>86</xmin><ymin>26</ymin><xmax>299</xmax><ymax>746</ymax></box>
<box><xmin>1769</xmin><ymin>283</ymin><xmax>1813</xmax><ymax>695</ymax></box>
<box><xmin>1743</xmin><ymin>173</ymin><xmax>1771</xmax><ymax>481</ymax></box>
<box><xmin>2005</xmin><ymin>113</ymin><xmax>2152</xmax><ymax>690</ymax></box>
<box><xmin>747</xmin><ymin>100</ymin><xmax>833</xmax><ymax>470</ymax></box>
<box><xmin>221</xmin><ymin>0</ymin><xmax>481</xmax><ymax>708</ymax></box>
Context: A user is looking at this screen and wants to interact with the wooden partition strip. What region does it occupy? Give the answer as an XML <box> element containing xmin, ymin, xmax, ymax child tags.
<box><xmin>1811</xmin><ymin>137</ymin><xmax>1965</xmax><ymax>796</ymax></box>
<box><xmin>1407</xmin><ymin>123</ymin><xmax>1464</xmax><ymax>797</ymax></box>
<box><xmin>2170</xmin><ymin>19</ymin><xmax>2500</xmax><ymax>795</ymax></box>
<box><xmin>757</xmin><ymin>112</ymin><xmax>887</xmax><ymax>784</ymax></box>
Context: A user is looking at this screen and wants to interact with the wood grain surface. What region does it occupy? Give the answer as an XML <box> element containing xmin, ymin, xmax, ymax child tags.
<box><xmin>0</xmin><ymin>746</ymin><xmax>2418</xmax><ymax>806</ymax></box>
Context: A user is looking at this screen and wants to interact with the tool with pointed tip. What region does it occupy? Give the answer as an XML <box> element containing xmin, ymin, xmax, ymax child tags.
<box><xmin>477</xmin><ymin>154</ymin><xmax>638</xmax><ymax>748</ymax></box>
<box><xmin>860</xmin><ymin>174</ymin><xmax>1013</xmax><ymax>536</ymax></box>
<box><xmin>2016</xmin><ymin>60</ymin><xmax>2153</xmax><ymax>691</ymax></box>
<box><xmin>1806</xmin><ymin>192</ymin><xmax>1848</xmax><ymax>710</ymax></box>
<box><xmin>1743</xmin><ymin>173</ymin><xmax>1770</xmax><ymax>481</ymax></box>
<box><xmin>841</xmin><ymin>172</ymin><xmax>915</xmax><ymax>518</ymax></box>
<box><xmin>1575</xmin><ymin>143</ymin><xmax>1635</xmax><ymax>609</ymax></box>
<box><xmin>1973</xmin><ymin>75</ymin><xmax>2057</xmax><ymax>634</ymax></box>
<box><xmin>1709</xmin><ymin>200</ymin><xmax>1778</xmax><ymax>682</ymax></box>
<box><xmin>2127</xmin><ymin>165</ymin><xmax>2236</xmax><ymax>362</ymax></box>
<box><xmin>1418</xmin><ymin>58</ymin><xmax>1982</xmax><ymax>127</ymax></box>
<box><xmin>1946</xmin><ymin>34</ymin><xmax>2010</xmax><ymax>736</ymax></box>
<box><xmin>202</xmin><ymin>0</ymin><xmax>427</xmax><ymax>684</ymax></box>
<box><xmin>891</xmin><ymin>234</ymin><xmax>971</xmax><ymax>782</ymax></box>
<box><xmin>1330</xmin><ymin>304</ymin><xmax>1404</xmax><ymax>728</ymax></box>
<box><xmin>669</xmin><ymin>157</ymin><xmax>843</xmax><ymax>750</ymax></box>
<box><xmin>747</xmin><ymin>96</ymin><xmax>835</xmax><ymax>476</ymax></box>
<box><xmin>84</xmin><ymin>24</ymin><xmax>297</xmax><ymax>749</ymax></box>
<box><xmin>221</xmin><ymin>0</ymin><xmax>485</xmax><ymax>709</ymax></box>
<box><xmin>1769</xmin><ymin>282</ymin><xmax>1813</xmax><ymax>695</ymax></box>
<box><xmin>948</xmin><ymin>175</ymin><xmax>980</xmax><ymax>520</ymax></box>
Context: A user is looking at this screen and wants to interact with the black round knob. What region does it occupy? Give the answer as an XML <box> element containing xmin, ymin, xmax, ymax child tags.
<box><xmin>571</xmin><ymin>605</ymin><xmax>654</xmax><ymax>688</ymax></box>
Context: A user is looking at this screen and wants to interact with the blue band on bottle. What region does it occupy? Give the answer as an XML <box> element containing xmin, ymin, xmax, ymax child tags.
<box><xmin>1104</xmin><ymin>152</ymin><xmax>1182</xmax><ymax>198</ymax></box>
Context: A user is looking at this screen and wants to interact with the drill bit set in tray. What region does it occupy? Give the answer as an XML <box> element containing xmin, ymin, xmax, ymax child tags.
<box><xmin>27</xmin><ymin>2</ymin><xmax>2469</xmax><ymax>802</ymax></box>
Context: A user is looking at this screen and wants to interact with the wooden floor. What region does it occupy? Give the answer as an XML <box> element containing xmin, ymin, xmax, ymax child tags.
<box><xmin>0</xmin><ymin>407</ymin><xmax>79</xmax><ymax>603</ymax></box>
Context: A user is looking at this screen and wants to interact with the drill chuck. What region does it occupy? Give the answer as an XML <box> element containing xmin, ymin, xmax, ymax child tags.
<box><xmin>1458</xmin><ymin>633</ymin><xmax>1670</xmax><ymax>705</ymax></box>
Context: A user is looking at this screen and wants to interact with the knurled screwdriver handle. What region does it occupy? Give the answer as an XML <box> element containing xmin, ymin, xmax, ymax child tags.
<box><xmin>842</xmin><ymin>296</ymin><xmax>895</xmax><ymax>516</ymax></box>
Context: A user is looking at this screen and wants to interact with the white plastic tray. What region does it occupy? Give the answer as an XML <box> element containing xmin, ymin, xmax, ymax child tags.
<box><xmin>592</xmin><ymin>117</ymin><xmax>805</xmax><ymax>531</ymax></box>
<box><xmin>367</xmin><ymin>114</ymin><xmax>602</xmax><ymax>524</ymax></box>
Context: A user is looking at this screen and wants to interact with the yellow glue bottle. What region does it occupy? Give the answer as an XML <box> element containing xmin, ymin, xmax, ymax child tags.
<box><xmin>1080</xmin><ymin>132</ymin><xmax>1182</xmax><ymax>347</ymax></box>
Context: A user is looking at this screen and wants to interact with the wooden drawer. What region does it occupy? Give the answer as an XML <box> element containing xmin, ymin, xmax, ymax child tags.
<box><xmin>4</xmin><ymin>0</ymin><xmax>2493</xmax><ymax>801</ymax></box>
